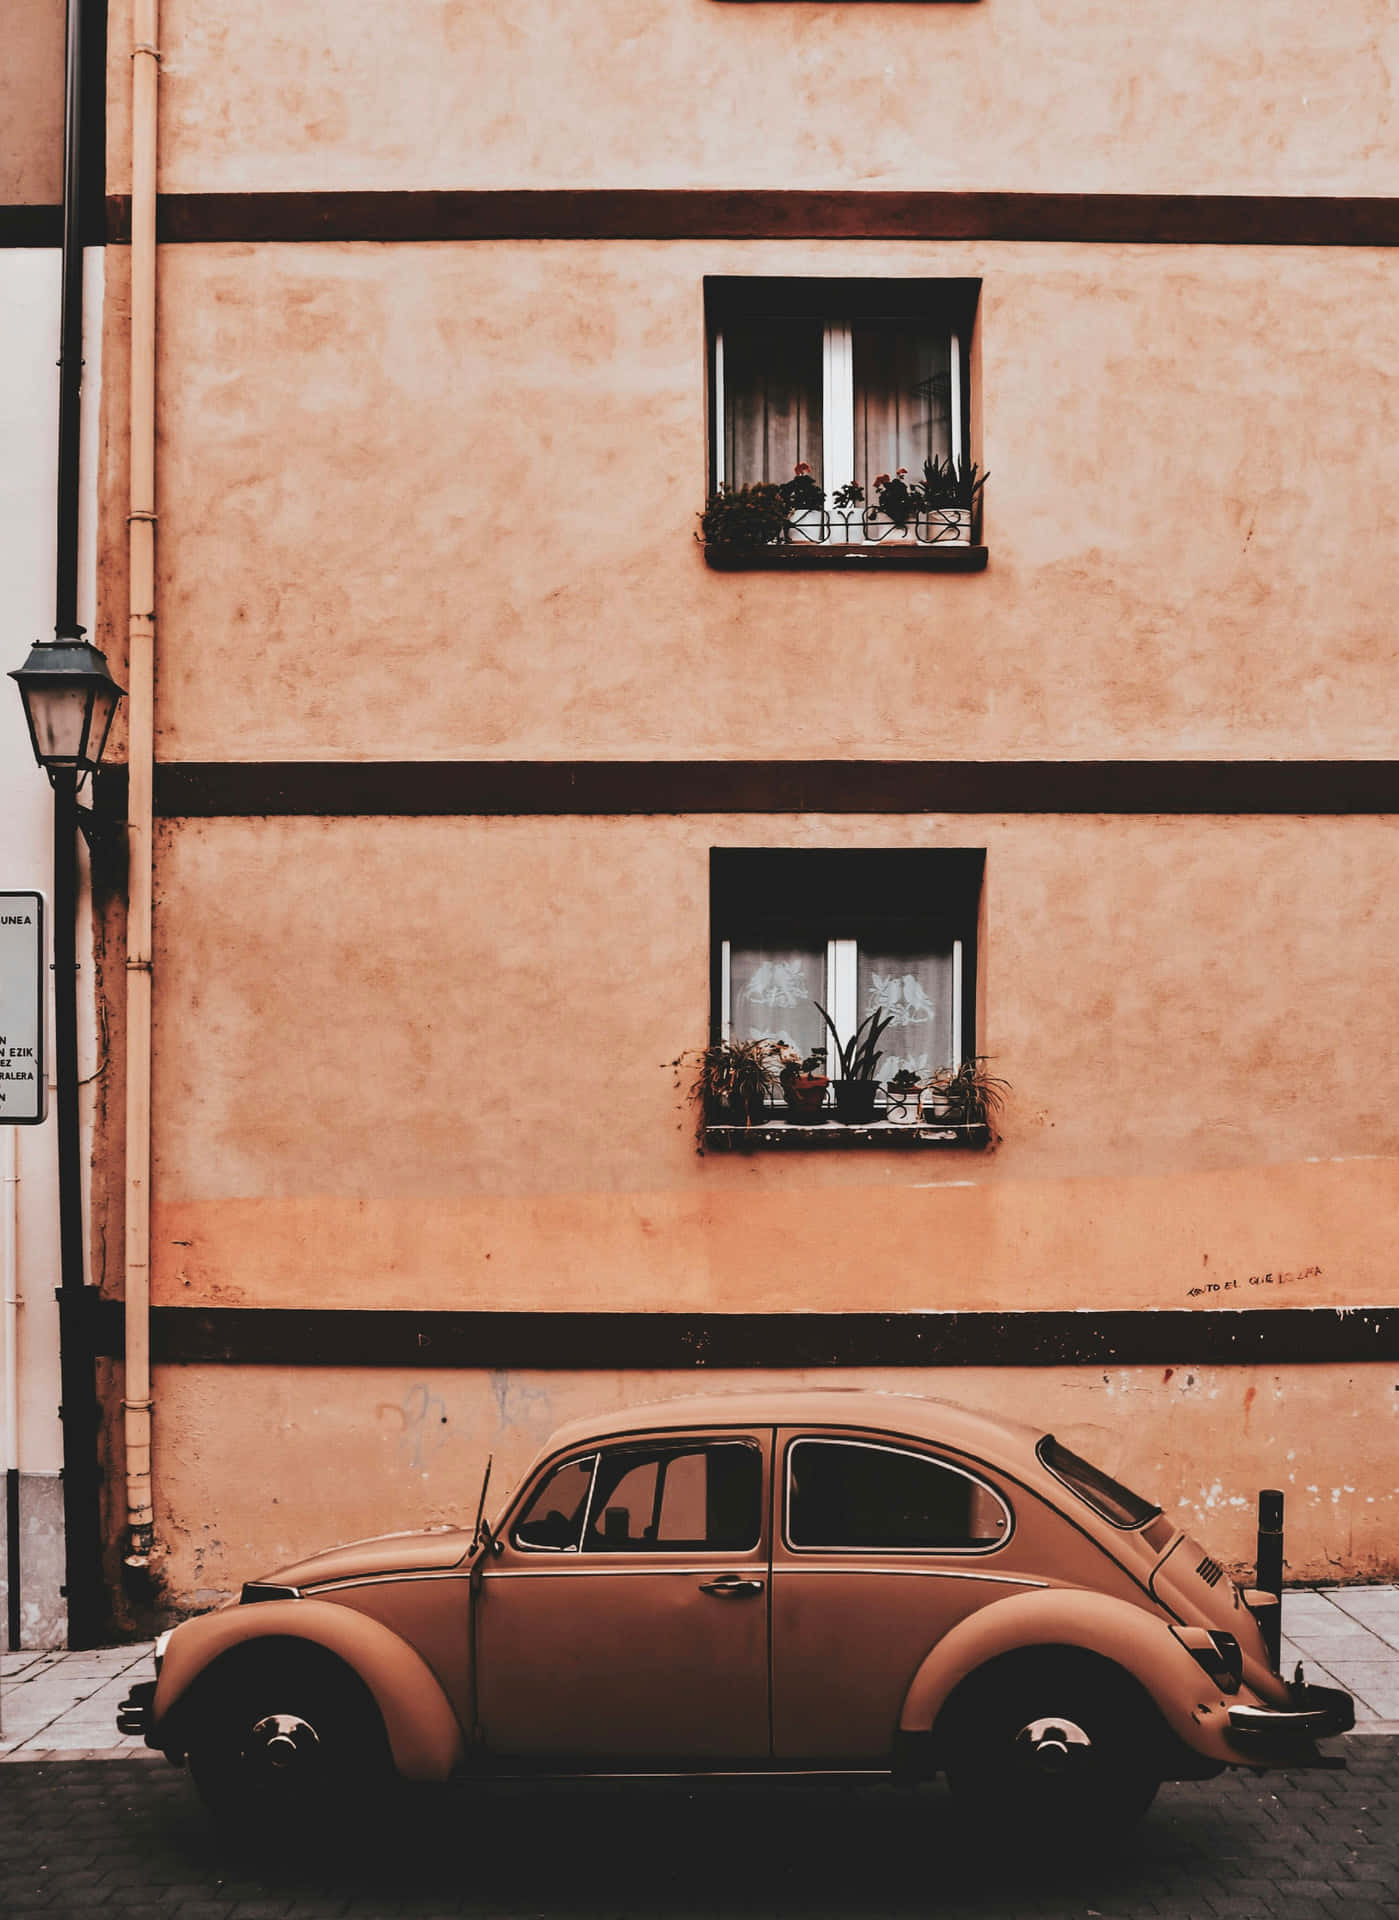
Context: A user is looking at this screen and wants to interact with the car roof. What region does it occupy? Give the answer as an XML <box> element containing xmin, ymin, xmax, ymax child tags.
<box><xmin>530</xmin><ymin>1388</ymin><xmax>1047</xmax><ymax>1471</ymax></box>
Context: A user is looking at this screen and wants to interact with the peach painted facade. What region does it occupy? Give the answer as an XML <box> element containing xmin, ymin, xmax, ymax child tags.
<box><xmin>80</xmin><ymin>0</ymin><xmax>1399</xmax><ymax>1621</ymax></box>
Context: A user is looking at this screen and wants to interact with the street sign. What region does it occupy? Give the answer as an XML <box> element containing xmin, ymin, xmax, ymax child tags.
<box><xmin>0</xmin><ymin>891</ymin><xmax>45</xmax><ymax>1125</ymax></box>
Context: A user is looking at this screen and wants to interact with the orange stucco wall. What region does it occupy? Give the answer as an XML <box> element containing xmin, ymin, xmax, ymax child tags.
<box><xmin>102</xmin><ymin>0</ymin><xmax>1399</xmax><ymax>198</ymax></box>
<box><xmin>0</xmin><ymin>0</ymin><xmax>63</xmax><ymax>206</ymax></box>
<box><xmin>89</xmin><ymin>3</ymin><xmax>1399</xmax><ymax>1617</ymax></box>
<box><xmin>140</xmin><ymin>813</ymin><xmax>1399</xmax><ymax>1317</ymax></box>
<box><xmin>143</xmin><ymin>1363</ymin><xmax>1399</xmax><ymax>1610</ymax></box>
<box><xmin>130</xmin><ymin>240</ymin><xmax>1399</xmax><ymax>763</ymax></box>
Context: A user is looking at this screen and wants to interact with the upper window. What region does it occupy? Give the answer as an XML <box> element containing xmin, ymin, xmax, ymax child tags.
<box><xmin>711</xmin><ymin>848</ymin><xmax>983</xmax><ymax>1121</ymax></box>
<box><xmin>787</xmin><ymin>1439</ymin><xmax>1011</xmax><ymax>1552</ymax></box>
<box><xmin>704</xmin><ymin>278</ymin><xmax>983</xmax><ymax>564</ymax></box>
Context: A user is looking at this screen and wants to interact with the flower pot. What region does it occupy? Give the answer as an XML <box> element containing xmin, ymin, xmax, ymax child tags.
<box><xmin>921</xmin><ymin>1089</ymin><xmax>953</xmax><ymax>1122</ymax></box>
<box><xmin>724</xmin><ymin>1090</ymin><xmax>768</xmax><ymax>1126</ymax></box>
<box><xmin>861</xmin><ymin>509</ymin><xmax>917</xmax><ymax>545</ymax></box>
<box><xmin>787</xmin><ymin>509</ymin><xmax>828</xmax><ymax>545</ymax></box>
<box><xmin>782</xmin><ymin>1074</ymin><xmax>829</xmax><ymax>1123</ymax></box>
<box><xmin>832</xmin><ymin>1079</ymin><xmax>881</xmax><ymax>1125</ymax></box>
<box><xmin>884</xmin><ymin>1084</ymin><xmax>925</xmax><ymax>1125</ymax></box>
<box><xmin>918</xmin><ymin>507</ymin><xmax>972</xmax><ymax>546</ymax></box>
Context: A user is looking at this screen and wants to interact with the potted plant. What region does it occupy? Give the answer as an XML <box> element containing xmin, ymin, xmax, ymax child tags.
<box><xmin>884</xmin><ymin>1066</ymin><xmax>925</xmax><ymax>1125</ymax></box>
<box><xmin>814</xmin><ymin>1002</ymin><xmax>895</xmax><ymax>1124</ymax></box>
<box><xmin>697</xmin><ymin>482</ymin><xmax>791</xmax><ymax>554</ymax></box>
<box><xmin>681</xmin><ymin>1036</ymin><xmax>784</xmax><ymax>1138</ymax></box>
<box><xmin>925</xmin><ymin>1057</ymin><xmax>1010</xmax><ymax>1134</ymax></box>
<box><xmin>778</xmin><ymin>1047</ymin><xmax>830</xmax><ymax>1122</ymax></box>
<box><xmin>830</xmin><ymin>480</ymin><xmax>865</xmax><ymax>544</ymax></box>
<box><xmin>916</xmin><ymin>456</ymin><xmax>989</xmax><ymax>546</ymax></box>
<box><xmin>780</xmin><ymin>463</ymin><xmax>827</xmax><ymax>544</ymax></box>
<box><xmin>865</xmin><ymin>468</ymin><xmax>918</xmax><ymax>542</ymax></box>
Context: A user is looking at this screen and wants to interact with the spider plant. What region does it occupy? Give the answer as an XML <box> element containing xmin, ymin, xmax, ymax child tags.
<box><xmin>928</xmin><ymin>1057</ymin><xmax>1011</xmax><ymax>1127</ymax></box>
<box><xmin>813</xmin><ymin>1003</ymin><xmax>895</xmax><ymax>1083</ymax></box>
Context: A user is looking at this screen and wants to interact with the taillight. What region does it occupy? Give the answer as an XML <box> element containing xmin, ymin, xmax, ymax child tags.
<box><xmin>1172</xmin><ymin>1625</ymin><xmax>1243</xmax><ymax>1692</ymax></box>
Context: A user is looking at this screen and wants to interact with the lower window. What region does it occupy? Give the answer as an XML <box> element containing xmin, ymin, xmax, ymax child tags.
<box><xmin>711</xmin><ymin>848</ymin><xmax>983</xmax><ymax>1098</ymax></box>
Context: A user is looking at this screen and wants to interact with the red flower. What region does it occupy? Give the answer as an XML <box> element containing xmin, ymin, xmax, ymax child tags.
<box><xmin>874</xmin><ymin>473</ymin><xmax>890</xmax><ymax>489</ymax></box>
<box><xmin>793</xmin><ymin>461</ymin><xmax>812</xmax><ymax>476</ymax></box>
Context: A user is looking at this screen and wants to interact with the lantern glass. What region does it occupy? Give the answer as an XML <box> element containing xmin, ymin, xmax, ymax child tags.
<box><xmin>10</xmin><ymin>638</ymin><xmax>124</xmax><ymax>778</ymax></box>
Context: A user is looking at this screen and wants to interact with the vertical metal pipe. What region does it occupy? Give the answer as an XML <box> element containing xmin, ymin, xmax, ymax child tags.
<box><xmin>123</xmin><ymin>0</ymin><xmax>159</xmax><ymax>1577</ymax></box>
<box><xmin>54</xmin><ymin>0</ymin><xmax>87</xmax><ymax>642</ymax></box>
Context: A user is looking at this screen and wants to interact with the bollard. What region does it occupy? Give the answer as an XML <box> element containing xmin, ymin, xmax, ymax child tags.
<box><xmin>1255</xmin><ymin>1488</ymin><xmax>1284</xmax><ymax>1670</ymax></box>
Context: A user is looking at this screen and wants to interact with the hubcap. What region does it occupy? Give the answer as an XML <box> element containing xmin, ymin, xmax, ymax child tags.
<box><xmin>1015</xmin><ymin>1716</ymin><xmax>1092</xmax><ymax>1774</ymax></box>
<box><xmin>245</xmin><ymin>1712</ymin><xmax>320</xmax><ymax>1778</ymax></box>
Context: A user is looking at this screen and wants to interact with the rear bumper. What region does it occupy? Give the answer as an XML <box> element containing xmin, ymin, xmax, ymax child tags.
<box><xmin>116</xmin><ymin>1679</ymin><xmax>158</xmax><ymax>1745</ymax></box>
<box><xmin>1226</xmin><ymin>1681</ymin><xmax>1354</xmax><ymax>1767</ymax></box>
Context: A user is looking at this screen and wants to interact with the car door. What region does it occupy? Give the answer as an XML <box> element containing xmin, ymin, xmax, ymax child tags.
<box><xmin>770</xmin><ymin>1427</ymin><xmax>1025</xmax><ymax>1762</ymax></box>
<box><xmin>475</xmin><ymin>1429</ymin><xmax>771</xmax><ymax>1762</ymax></box>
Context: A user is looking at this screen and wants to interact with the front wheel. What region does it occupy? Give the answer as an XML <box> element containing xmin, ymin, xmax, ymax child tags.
<box><xmin>943</xmin><ymin>1652</ymin><xmax>1161</xmax><ymax>1840</ymax></box>
<box><xmin>186</xmin><ymin>1649</ymin><xmax>391</xmax><ymax>1835</ymax></box>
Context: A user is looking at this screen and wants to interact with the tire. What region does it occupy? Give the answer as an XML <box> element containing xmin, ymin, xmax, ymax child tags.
<box><xmin>185</xmin><ymin>1646</ymin><xmax>391</xmax><ymax>1837</ymax></box>
<box><xmin>942</xmin><ymin>1650</ymin><xmax>1161</xmax><ymax>1841</ymax></box>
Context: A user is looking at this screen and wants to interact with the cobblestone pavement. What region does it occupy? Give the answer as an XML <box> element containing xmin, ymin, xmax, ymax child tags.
<box><xmin>0</xmin><ymin>1744</ymin><xmax>1395</xmax><ymax>1919</ymax></box>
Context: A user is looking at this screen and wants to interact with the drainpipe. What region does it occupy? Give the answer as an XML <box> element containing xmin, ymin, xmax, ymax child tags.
<box><xmin>123</xmin><ymin>0</ymin><xmax>159</xmax><ymax>1580</ymax></box>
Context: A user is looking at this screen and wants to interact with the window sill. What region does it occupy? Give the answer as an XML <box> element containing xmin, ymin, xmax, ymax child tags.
<box><xmin>704</xmin><ymin>545</ymin><xmax>987</xmax><ymax>573</ymax></box>
<box><xmin>701</xmin><ymin>1119</ymin><xmax>992</xmax><ymax>1152</ymax></box>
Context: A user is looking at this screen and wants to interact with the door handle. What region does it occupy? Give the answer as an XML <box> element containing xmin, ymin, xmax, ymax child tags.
<box><xmin>698</xmin><ymin>1574</ymin><xmax>764</xmax><ymax>1596</ymax></box>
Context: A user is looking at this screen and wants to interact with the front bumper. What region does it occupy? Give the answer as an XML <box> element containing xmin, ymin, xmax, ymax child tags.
<box><xmin>1226</xmin><ymin>1680</ymin><xmax>1355</xmax><ymax>1766</ymax></box>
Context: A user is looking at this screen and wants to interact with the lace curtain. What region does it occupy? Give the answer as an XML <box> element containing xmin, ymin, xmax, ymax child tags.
<box><xmin>858</xmin><ymin>944</ymin><xmax>956</xmax><ymax>1082</ymax></box>
<box><xmin>728</xmin><ymin>943</ymin><xmax>827</xmax><ymax>1060</ymax></box>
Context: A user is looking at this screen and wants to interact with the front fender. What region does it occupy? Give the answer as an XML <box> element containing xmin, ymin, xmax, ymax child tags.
<box><xmin>899</xmin><ymin>1587</ymin><xmax>1239</xmax><ymax>1766</ymax></box>
<box><xmin>152</xmin><ymin>1599</ymin><xmax>465</xmax><ymax>1781</ymax></box>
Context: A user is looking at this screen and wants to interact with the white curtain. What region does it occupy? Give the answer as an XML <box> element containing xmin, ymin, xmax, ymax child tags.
<box><xmin>722</xmin><ymin>321</ymin><xmax>824</xmax><ymax>488</ymax></box>
<box><xmin>858</xmin><ymin>944</ymin><xmax>956</xmax><ymax>1081</ymax></box>
<box><xmin>852</xmin><ymin>322</ymin><xmax>952</xmax><ymax>495</ymax></box>
<box><xmin>729</xmin><ymin>942</ymin><xmax>826</xmax><ymax>1059</ymax></box>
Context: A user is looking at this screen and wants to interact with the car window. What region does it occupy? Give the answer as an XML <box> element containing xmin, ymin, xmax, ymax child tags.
<box><xmin>787</xmin><ymin>1439</ymin><xmax>1011</xmax><ymax>1551</ymax></box>
<box><xmin>1037</xmin><ymin>1436</ymin><xmax>1161</xmax><ymax>1529</ymax></box>
<box><xmin>512</xmin><ymin>1453</ymin><xmax>597</xmax><ymax>1551</ymax></box>
<box><xmin>583</xmin><ymin>1442</ymin><xmax>762</xmax><ymax>1553</ymax></box>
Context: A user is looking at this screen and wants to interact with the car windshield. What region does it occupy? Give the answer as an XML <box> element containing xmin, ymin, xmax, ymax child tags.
<box><xmin>1037</xmin><ymin>1436</ymin><xmax>1161</xmax><ymax>1529</ymax></box>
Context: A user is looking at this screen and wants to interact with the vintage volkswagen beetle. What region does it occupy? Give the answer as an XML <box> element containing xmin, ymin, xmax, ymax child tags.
<box><xmin>120</xmin><ymin>1390</ymin><xmax>1353</xmax><ymax>1831</ymax></box>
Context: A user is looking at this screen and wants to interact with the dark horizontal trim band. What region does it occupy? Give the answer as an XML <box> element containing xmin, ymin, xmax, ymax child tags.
<box><xmin>78</xmin><ymin>1302</ymin><xmax>1399</xmax><ymax>1369</ymax></box>
<box><xmin>101</xmin><ymin>191</ymin><xmax>1399</xmax><ymax>248</ymax></box>
<box><xmin>0</xmin><ymin>206</ymin><xmax>64</xmax><ymax>248</ymax></box>
<box><xmin>91</xmin><ymin>760</ymin><xmax>1399</xmax><ymax>819</ymax></box>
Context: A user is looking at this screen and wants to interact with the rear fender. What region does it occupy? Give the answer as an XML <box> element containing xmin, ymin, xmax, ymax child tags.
<box><xmin>152</xmin><ymin>1599</ymin><xmax>465</xmax><ymax>1781</ymax></box>
<box><xmin>899</xmin><ymin>1587</ymin><xmax>1239</xmax><ymax>1765</ymax></box>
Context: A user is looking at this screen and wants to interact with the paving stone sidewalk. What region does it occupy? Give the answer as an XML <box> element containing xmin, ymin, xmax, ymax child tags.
<box><xmin>3</xmin><ymin>1585</ymin><xmax>1399</xmax><ymax>1760</ymax></box>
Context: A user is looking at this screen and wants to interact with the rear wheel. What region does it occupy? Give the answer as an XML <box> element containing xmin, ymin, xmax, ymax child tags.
<box><xmin>185</xmin><ymin>1648</ymin><xmax>391</xmax><ymax>1835</ymax></box>
<box><xmin>942</xmin><ymin>1651</ymin><xmax>1161</xmax><ymax>1841</ymax></box>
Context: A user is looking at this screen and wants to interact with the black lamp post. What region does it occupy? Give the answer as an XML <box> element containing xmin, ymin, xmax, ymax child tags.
<box><xmin>9</xmin><ymin>634</ymin><xmax>124</xmax><ymax>1648</ymax></box>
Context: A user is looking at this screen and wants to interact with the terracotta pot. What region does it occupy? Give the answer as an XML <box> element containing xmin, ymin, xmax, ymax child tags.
<box><xmin>782</xmin><ymin>1074</ymin><xmax>829</xmax><ymax>1123</ymax></box>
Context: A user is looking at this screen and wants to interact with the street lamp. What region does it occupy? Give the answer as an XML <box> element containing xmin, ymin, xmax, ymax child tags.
<box><xmin>8</xmin><ymin>629</ymin><xmax>123</xmax><ymax>1648</ymax></box>
<box><xmin>10</xmin><ymin>633</ymin><xmax>124</xmax><ymax>792</ymax></box>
